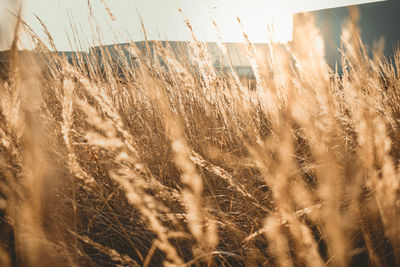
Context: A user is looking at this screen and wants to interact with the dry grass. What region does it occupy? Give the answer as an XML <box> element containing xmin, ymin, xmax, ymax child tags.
<box><xmin>0</xmin><ymin>6</ymin><xmax>400</xmax><ymax>266</ymax></box>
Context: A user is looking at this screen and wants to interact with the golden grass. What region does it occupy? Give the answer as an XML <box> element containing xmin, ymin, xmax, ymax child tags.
<box><xmin>0</xmin><ymin>6</ymin><xmax>400</xmax><ymax>266</ymax></box>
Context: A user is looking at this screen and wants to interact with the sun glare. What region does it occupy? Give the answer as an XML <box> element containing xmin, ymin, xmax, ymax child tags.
<box><xmin>207</xmin><ymin>0</ymin><xmax>294</xmax><ymax>44</ymax></box>
<box><xmin>261</xmin><ymin>12</ymin><xmax>294</xmax><ymax>44</ymax></box>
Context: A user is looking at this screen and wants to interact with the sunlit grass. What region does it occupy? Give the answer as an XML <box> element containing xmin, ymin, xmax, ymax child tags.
<box><xmin>0</xmin><ymin>5</ymin><xmax>399</xmax><ymax>266</ymax></box>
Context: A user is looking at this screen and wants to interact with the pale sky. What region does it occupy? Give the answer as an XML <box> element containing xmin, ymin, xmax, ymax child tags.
<box><xmin>0</xmin><ymin>0</ymin><xmax>386</xmax><ymax>51</ymax></box>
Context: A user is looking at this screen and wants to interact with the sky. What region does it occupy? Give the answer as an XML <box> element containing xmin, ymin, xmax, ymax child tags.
<box><xmin>0</xmin><ymin>0</ymin><xmax>386</xmax><ymax>51</ymax></box>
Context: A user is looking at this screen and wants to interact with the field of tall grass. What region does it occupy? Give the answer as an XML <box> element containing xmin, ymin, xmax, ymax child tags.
<box><xmin>1</xmin><ymin>5</ymin><xmax>400</xmax><ymax>266</ymax></box>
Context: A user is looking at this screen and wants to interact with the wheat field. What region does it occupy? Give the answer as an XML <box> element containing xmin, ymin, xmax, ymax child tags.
<box><xmin>0</xmin><ymin>6</ymin><xmax>400</xmax><ymax>267</ymax></box>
